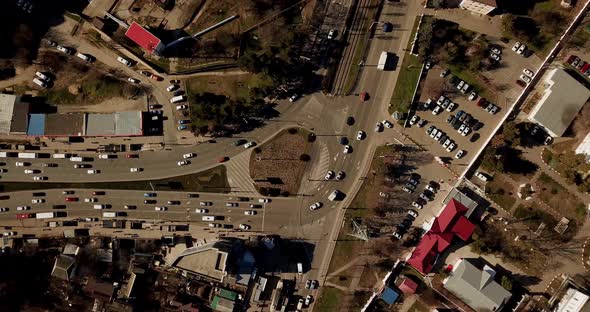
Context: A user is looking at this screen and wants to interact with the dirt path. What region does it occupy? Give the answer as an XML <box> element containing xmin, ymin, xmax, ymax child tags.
<box><xmin>56</xmin><ymin>96</ymin><xmax>146</xmax><ymax>113</ymax></box>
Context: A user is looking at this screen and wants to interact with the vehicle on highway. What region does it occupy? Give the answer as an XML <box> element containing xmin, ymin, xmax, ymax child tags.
<box><xmin>309</xmin><ymin>202</ymin><xmax>322</xmax><ymax>210</ymax></box>
<box><xmin>155</xmin><ymin>206</ymin><xmax>167</xmax><ymax>211</ymax></box>
<box><xmin>42</xmin><ymin>163</ymin><xmax>57</xmax><ymax>167</ymax></box>
<box><xmin>16</xmin><ymin>206</ymin><xmax>30</xmax><ymax>211</ymax></box>
<box><xmin>244</xmin><ymin>210</ymin><xmax>256</xmax><ymax>215</ymax></box>
<box><xmin>199</xmin><ymin>201</ymin><xmax>213</xmax><ymax>206</ymax></box>
<box><xmin>93</xmin><ymin>191</ymin><xmax>105</xmax><ymax>196</ymax></box>
<box><xmin>144</xmin><ymin>193</ymin><xmax>156</xmax><ymax>197</ymax></box>
<box><xmin>31</xmin><ymin>199</ymin><xmax>45</xmax><ymax>204</ymax></box>
<box><xmin>87</xmin><ymin>169</ymin><xmax>99</xmax><ymax>174</ymax></box>
<box><xmin>130</xmin><ymin>167</ymin><xmax>142</xmax><ymax>172</ymax></box>
<box><xmin>195</xmin><ymin>208</ymin><xmax>208</xmax><ymax>214</ymax></box>
<box><xmin>127</xmin><ymin>77</ymin><xmax>140</xmax><ymax>83</ymax></box>
<box><xmin>0</xmin><ymin>208</ymin><xmax>8</xmax><ymax>212</ymax></box>
<box><xmin>84</xmin><ymin>198</ymin><xmax>98</xmax><ymax>203</ymax></box>
<box><xmin>65</xmin><ymin>197</ymin><xmax>78</xmax><ymax>202</ymax></box>
<box><xmin>126</xmin><ymin>154</ymin><xmax>139</xmax><ymax>158</ymax></box>
<box><xmin>168</xmin><ymin>200</ymin><xmax>181</xmax><ymax>205</ymax></box>
<box><xmin>144</xmin><ymin>199</ymin><xmax>156</xmax><ymax>204</ymax></box>
<box><xmin>93</xmin><ymin>204</ymin><xmax>106</xmax><ymax>209</ymax></box>
<box><xmin>24</xmin><ymin>169</ymin><xmax>34</xmax><ymax>174</ymax></box>
<box><xmin>325</xmin><ymin>170</ymin><xmax>334</xmax><ymax>180</ymax></box>
<box><xmin>258</xmin><ymin>198</ymin><xmax>270</xmax><ymax>203</ymax></box>
<box><xmin>183</xmin><ymin>153</ymin><xmax>196</xmax><ymax>159</ymax></box>
<box><xmin>187</xmin><ymin>193</ymin><xmax>199</xmax><ymax>198</ymax></box>
<box><xmin>244</xmin><ymin>142</ymin><xmax>256</xmax><ymax>148</ymax></box>
<box><xmin>249</xmin><ymin>204</ymin><xmax>262</xmax><ymax>208</ymax></box>
<box><xmin>15</xmin><ymin>162</ymin><xmax>29</xmax><ymax>167</ymax></box>
<box><xmin>209</xmin><ymin>223</ymin><xmax>221</xmax><ymax>228</ymax></box>
<box><xmin>343</xmin><ymin>145</ymin><xmax>352</xmax><ymax>154</ymax></box>
<box><xmin>83</xmin><ymin>217</ymin><xmax>99</xmax><ymax>222</ymax></box>
<box><xmin>336</xmin><ymin>171</ymin><xmax>345</xmax><ymax>180</ymax></box>
<box><xmin>74</xmin><ymin>164</ymin><xmax>90</xmax><ymax>168</ymax></box>
<box><xmin>124</xmin><ymin>205</ymin><xmax>136</xmax><ymax>209</ymax></box>
<box><xmin>177</xmin><ymin>160</ymin><xmax>190</xmax><ymax>166</ymax></box>
<box><xmin>33</xmin><ymin>176</ymin><xmax>47</xmax><ymax>181</ymax></box>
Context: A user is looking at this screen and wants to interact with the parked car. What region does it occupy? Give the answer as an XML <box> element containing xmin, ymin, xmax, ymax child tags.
<box><xmin>468</xmin><ymin>92</ymin><xmax>477</xmax><ymax>101</ymax></box>
<box><xmin>456</xmin><ymin>150</ymin><xmax>465</xmax><ymax>159</ymax></box>
<box><xmin>512</xmin><ymin>41</ymin><xmax>521</xmax><ymax>52</ymax></box>
<box><xmin>309</xmin><ymin>202</ymin><xmax>322</xmax><ymax>210</ymax></box>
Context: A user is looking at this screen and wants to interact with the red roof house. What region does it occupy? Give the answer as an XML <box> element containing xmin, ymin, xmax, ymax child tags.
<box><xmin>407</xmin><ymin>199</ymin><xmax>475</xmax><ymax>275</ymax></box>
<box><xmin>125</xmin><ymin>22</ymin><xmax>164</xmax><ymax>54</ymax></box>
<box><xmin>398</xmin><ymin>277</ymin><xmax>419</xmax><ymax>294</ymax></box>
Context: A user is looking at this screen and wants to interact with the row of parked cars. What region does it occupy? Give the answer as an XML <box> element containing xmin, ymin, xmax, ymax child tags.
<box><xmin>566</xmin><ymin>55</ymin><xmax>590</xmax><ymax>78</ymax></box>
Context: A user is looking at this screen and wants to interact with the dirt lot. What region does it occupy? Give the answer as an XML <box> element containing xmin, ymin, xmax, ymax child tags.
<box><xmin>249</xmin><ymin>128</ymin><xmax>310</xmax><ymax>195</ymax></box>
<box><xmin>56</xmin><ymin>96</ymin><xmax>145</xmax><ymax>113</ymax></box>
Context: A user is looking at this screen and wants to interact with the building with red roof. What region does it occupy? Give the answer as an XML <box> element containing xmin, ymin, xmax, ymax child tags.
<box><xmin>398</xmin><ymin>277</ymin><xmax>419</xmax><ymax>294</ymax></box>
<box><xmin>407</xmin><ymin>199</ymin><xmax>475</xmax><ymax>275</ymax></box>
<box><xmin>125</xmin><ymin>22</ymin><xmax>164</xmax><ymax>55</ymax></box>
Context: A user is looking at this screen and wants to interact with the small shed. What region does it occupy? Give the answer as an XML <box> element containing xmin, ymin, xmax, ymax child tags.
<box><xmin>380</xmin><ymin>286</ymin><xmax>400</xmax><ymax>305</ymax></box>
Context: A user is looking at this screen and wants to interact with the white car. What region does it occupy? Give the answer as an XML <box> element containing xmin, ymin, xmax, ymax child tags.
<box><xmin>512</xmin><ymin>42</ymin><xmax>521</xmax><ymax>52</ymax></box>
<box><xmin>458</xmin><ymin>124</ymin><xmax>466</xmax><ymax>134</ymax></box>
<box><xmin>407</xmin><ymin>210</ymin><xmax>418</xmax><ymax>218</ymax></box>
<box><xmin>15</xmin><ymin>162</ymin><xmax>27</xmax><ymax>167</ymax></box>
<box><xmin>325</xmin><ymin>170</ymin><xmax>335</xmax><ymax>180</ymax></box>
<box><xmin>409</xmin><ymin>115</ymin><xmax>419</xmax><ymax>126</ymax></box>
<box><xmin>239</xmin><ymin>224</ymin><xmax>251</xmax><ymax>230</ymax></box>
<box><xmin>436</xmin><ymin>95</ymin><xmax>445</xmax><ymax>105</ymax></box>
<box><xmin>0</xmin><ymin>208</ymin><xmax>8</xmax><ymax>212</ymax></box>
<box><xmin>177</xmin><ymin>160</ymin><xmax>189</xmax><ymax>166</ymax></box>
<box><xmin>155</xmin><ymin>206</ymin><xmax>167</xmax><ymax>211</ymax></box>
<box><xmin>434</xmin><ymin>131</ymin><xmax>443</xmax><ymax>141</ymax></box>
<box><xmin>489</xmin><ymin>53</ymin><xmax>501</xmax><ymax>61</ymax></box>
<box><xmin>461</xmin><ymin>126</ymin><xmax>471</xmax><ymax>136</ymax></box>
<box><xmin>356</xmin><ymin>131</ymin><xmax>365</xmax><ymax>140</ymax></box>
<box><xmin>57</xmin><ymin>45</ymin><xmax>73</xmax><ymax>54</ymax></box>
<box><xmin>446</xmin><ymin>102</ymin><xmax>455</xmax><ymax>112</ymax></box>
<box><xmin>309</xmin><ymin>202</ymin><xmax>322</xmax><ymax>210</ymax></box>
<box><xmin>195</xmin><ymin>208</ymin><xmax>208</xmax><ymax>214</ymax></box>
<box><xmin>209</xmin><ymin>223</ymin><xmax>221</xmax><ymax>228</ymax></box>
<box><xmin>430</xmin><ymin>128</ymin><xmax>438</xmax><ymax>138</ymax></box>
<box><xmin>183</xmin><ymin>153</ymin><xmax>196</xmax><ymax>159</ymax></box>
<box><xmin>244</xmin><ymin>142</ymin><xmax>256</xmax><ymax>148</ymax></box>
<box><xmin>468</xmin><ymin>92</ymin><xmax>477</xmax><ymax>101</ymax></box>
<box><xmin>16</xmin><ymin>206</ymin><xmax>30</xmax><ymax>211</ymax></box>
<box><xmin>33</xmin><ymin>176</ymin><xmax>47</xmax><ymax>181</ymax></box>
<box><xmin>258</xmin><ymin>198</ymin><xmax>270</xmax><ymax>203</ymax></box>
<box><xmin>124</xmin><ymin>205</ymin><xmax>136</xmax><ymax>209</ymax></box>
<box><xmin>127</xmin><ymin>77</ymin><xmax>140</xmax><ymax>83</ymax></box>
<box><xmin>374</xmin><ymin>122</ymin><xmax>383</xmax><ymax>132</ymax></box>
<box><xmin>411</xmin><ymin>201</ymin><xmax>423</xmax><ymax>209</ymax></box>
<box><xmin>455</xmin><ymin>150</ymin><xmax>465</xmax><ymax>159</ymax></box>
<box><xmin>3</xmin><ymin>232</ymin><xmax>16</xmax><ymax>237</ymax></box>
<box><xmin>244</xmin><ymin>210</ymin><xmax>256</xmax><ymax>215</ymax></box>
<box><xmin>289</xmin><ymin>94</ymin><xmax>299</xmax><ymax>102</ymax></box>
<box><xmin>84</xmin><ymin>198</ymin><xmax>97</xmax><ymax>202</ymax></box>
<box><xmin>199</xmin><ymin>201</ymin><xmax>213</xmax><ymax>206</ymax></box>
<box><xmin>443</xmin><ymin>139</ymin><xmax>451</xmax><ymax>149</ymax></box>
<box><xmin>382</xmin><ymin>120</ymin><xmax>393</xmax><ymax>128</ymax></box>
<box><xmin>491</xmin><ymin>47</ymin><xmax>501</xmax><ymax>55</ymax></box>
<box><xmin>176</xmin><ymin>105</ymin><xmax>188</xmax><ymax>110</ymax></box>
<box><xmin>24</xmin><ymin>169</ymin><xmax>34</xmax><ymax>174</ymax></box>
<box><xmin>166</xmin><ymin>84</ymin><xmax>179</xmax><ymax>92</ymax></box>
<box><xmin>432</xmin><ymin>105</ymin><xmax>442</xmax><ymax>115</ymax></box>
<box><xmin>456</xmin><ymin>80</ymin><xmax>465</xmax><ymax>90</ymax></box>
<box><xmin>523</xmin><ymin>68</ymin><xmax>534</xmax><ymax>77</ymax></box>
<box><xmin>517</xmin><ymin>44</ymin><xmax>526</xmax><ymax>55</ymax></box>
<box><xmin>117</xmin><ymin>56</ymin><xmax>132</xmax><ymax>66</ymax></box>
<box><xmin>519</xmin><ymin>74</ymin><xmax>531</xmax><ymax>84</ymax></box>
<box><xmin>446</xmin><ymin>142</ymin><xmax>456</xmax><ymax>152</ymax></box>
<box><xmin>461</xmin><ymin>83</ymin><xmax>469</xmax><ymax>94</ymax></box>
<box><xmin>392</xmin><ymin>232</ymin><xmax>402</xmax><ymax>240</ymax></box>
<box><xmin>327</xmin><ymin>29</ymin><xmax>336</xmax><ymax>40</ymax></box>
<box><xmin>129</xmin><ymin>167</ymin><xmax>142</xmax><ymax>172</ymax></box>
<box><xmin>87</xmin><ymin>169</ymin><xmax>99</xmax><ymax>174</ymax></box>
<box><xmin>31</xmin><ymin>199</ymin><xmax>45</xmax><ymax>204</ymax></box>
<box><xmin>83</xmin><ymin>217</ymin><xmax>99</xmax><ymax>222</ymax></box>
<box><xmin>343</xmin><ymin>145</ymin><xmax>352</xmax><ymax>154</ymax></box>
<box><xmin>475</xmin><ymin>171</ymin><xmax>489</xmax><ymax>181</ymax></box>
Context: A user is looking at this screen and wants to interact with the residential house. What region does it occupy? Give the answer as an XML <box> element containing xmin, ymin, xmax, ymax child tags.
<box><xmin>459</xmin><ymin>0</ymin><xmax>498</xmax><ymax>15</ymax></box>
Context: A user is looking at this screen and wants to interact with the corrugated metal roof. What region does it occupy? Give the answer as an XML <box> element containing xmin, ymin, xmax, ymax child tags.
<box><xmin>10</xmin><ymin>101</ymin><xmax>29</xmax><ymax>134</ymax></box>
<box><xmin>86</xmin><ymin>113</ymin><xmax>116</xmax><ymax>136</ymax></box>
<box><xmin>0</xmin><ymin>94</ymin><xmax>16</xmax><ymax>134</ymax></box>
<box><xmin>27</xmin><ymin>114</ymin><xmax>45</xmax><ymax>136</ymax></box>
<box><xmin>45</xmin><ymin>113</ymin><xmax>86</xmax><ymax>136</ymax></box>
<box><xmin>115</xmin><ymin>111</ymin><xmax>142</xmax><ymax>136</ymax></box>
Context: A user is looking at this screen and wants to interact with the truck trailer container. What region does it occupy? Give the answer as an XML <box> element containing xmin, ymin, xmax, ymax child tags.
<box><xmin>103</xmin><ymin>212</ymin><xmax>117</xmax><ymax>218</ymax></box>
<box><xmin>377</xmin><ymin>51</ymin><xmax>389</xmax><ymax>70</ymax></box>
<box><xmin>53</xmin><ymin>153</ymin><xmax>70</xmax><ymax>159</ymax></box>
<box><xmin>36</xmin><ymin>212</ymin><xmax>56</xmax><ymax>219</ymax></box>
<box><xmin>69</xmin><ymin>156</ymin><xmax>83</xmax><ymax>162</ymax></box>
<box><xmin>18</xmin><ymin>153</ymin><xmax>36</xmax><ymax>159</ymax></box>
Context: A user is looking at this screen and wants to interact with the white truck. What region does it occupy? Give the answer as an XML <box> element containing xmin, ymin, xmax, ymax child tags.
<box><xmin>377</xmin><ymin>51</ymin><xmax>389</xmax><ymax>70</ymax></box>
<box><xmin>103</xmin><ymin>212</ymin><xmax>118</xmax><ymax>218</ymax></box>
<box><xmin>170</xmin><ymin>95</ymin><xmax>186</xmax><ymax>103</ymax></box>
<box><xmin>33</xmin><ymin>78</ymin><xmax>48</xmax><ymax>88</ymax></box>
<box><xmin>69</xmin><ymin>156</ymin><xmax>83</xmax><ymax>162</ymax></box>
<box><xmin>18</xmin><ymin>153</ymin><xmax>37</xmax><ymax>159</ymax></box>
<box><xmin>36</xmin><ymin>212</ymin><xmax>56</xmax><ymax>219</ymax></box>
<box><xmin>0</xmin><ymin>152</ymin><xmax>7</xmax><ymax>158</ymax></box>
<box><xmin>328</xmin><ymin>190</ymin><xmax>341</xmax><ymax>201</ymax></box>
<box><xmin>53</xmin><ymin>153</ymin><xmax>70</xmax><ymax>159</ymax></box>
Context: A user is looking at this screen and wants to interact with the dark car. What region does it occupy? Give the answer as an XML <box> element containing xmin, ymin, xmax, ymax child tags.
<box><xmin>187</xmin><ymin>193</ymin><xmax>199</xmax><ymax>198</ymax></box>
<box><xmin>473</xmin><ymin>121</ymin><xmax>483</xmax><ymax>131</ymax></box>
<box><xmin>339</xmin><ymin>137</ymin><xmax>349</xmax><ymax>145</ymax></box>
<box><xmin>233</xmin><ymin>139</ymin><xmax>247</xmax><ymax>146</ymax></box>
<box><xmin>382</xmin><ymin>22</ymin><xmax>393</xmax><ymax>32</ymax></box>
<box><xmin>93</xmin><ymin>191</ymin><xmax>105</xmax><ymax>196</ymax></box>
<box><xmin>173</xmin><ymin>90</ymin><xmax>185</xmax><ymax>96</ymax></box>
<box><xmin>52</xmin><ymin>205</ymin><xmax>66</xmax><ymax>209</ymax></box>
<box><xmin>144</xmin><ymin>199</ymin><xmax>157</xmax><ymax>204</ymax></box>
<box><xmin>516</xmin><ymin>80</ymin><xmax>526</xmax><ymax>88</ymax></box>
<box><xmin>346</xmin><ymin>117</ymin><xmax>355</xmax><ymax>126</ymax></box>
<box><xmin>470</xmin><ymin>133</ymin><xmax>480</xmax><ymax>142</ymax></box>
<box><xmin>477</xmin><ymin>98</ymin><xmax>487</xmax><ymax>107</ymax></box>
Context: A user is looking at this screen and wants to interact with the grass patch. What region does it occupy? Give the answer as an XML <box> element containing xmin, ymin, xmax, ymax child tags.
<box><xmin>513</xmin><ymin>204</ymin><xmax>558</xmax><ymax>230</ymax></box>
<box><xmin>0</xmin><ymin>166</ymin><xmax>229</xmax><ymax>193</ymax></box>
<box><xmin>185</xmin><ymin>74</ymin><xmax>271</xmax><ymax>101</ymax></box>
<box><xmin>315</xmin><ymin>287</ymin><xmax>345</xmax><ymax>311</ymax></box>
<box><xmin>537</xmin><ymin>172</ymin><xmax>586</xmax><ymax>220</ymax></box>
<box><xmin>388</xmin><ymin>16</ymin><xmax>422</xmax><ymax>115</ymax></box>
<box><xmin>39</xmin><ymin>77</ymin><xmax>136</xmax><ymax>105</ymax></box>
<box><xmin>485</xmin><ymin>175</ymin><xmax>517</xmax><ymax>211</ymax></box>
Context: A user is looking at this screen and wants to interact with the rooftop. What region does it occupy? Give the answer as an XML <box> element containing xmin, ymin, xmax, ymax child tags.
<box><xmin>125</xmin><ymin>22</ymin><xmax>163</xmax><ymax>54</ymax></box>
<box><xmin>27</xmin><ymin>114</ymin><xmax>45</xmax><ymax>136</ymax></box>
<box><xmin>44</xmin><ymin>113</ymin><xmax>85</xmax><ymax>136</ymax></box>
<box><xmin>51</xmin><ymin>254</ymin><xmax>76</xmax><ymax>281</ymax></box>
<box><xmin>555</xmin><ymin>288</ymin><xmax>590</xmax><ymax>312</ymax></box>
<box><xmin>172</xmin><ymin>241</ymin><xmax>231</xmax><ymax>282</ymax></box>
<box><xmin>10</xmin><ymin>101</ymin><xmax>30</xmax><ymax>134</ymax></box>
<box><xmin>0</xmin><ymin>94</ymin><xmax>16</xmax><ymax>134</ymax></box>
<box><xmin>528</xmin><ymin>68</ymin><xmax>590</xmax><ymax>137</ymax></box>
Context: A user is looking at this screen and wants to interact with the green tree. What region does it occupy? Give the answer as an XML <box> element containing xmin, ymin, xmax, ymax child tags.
<box><xmin>237</xmin><ymin>51</ymin><xmax>264</xmax><ymax>73</ymax></box>
<box><xmin>500</xmin><ymin>275</ymin><xmax>513</xmax><ymax>291</ymax></box>
<box><xmin>502</xmin><ymin>14</ymin><xmax>516</xmax><ymax>36</ymax></box>
<box><xmin>502</xmin><ymin>122</ymin><xmax>521</xmax><ymax>147</ymax></box>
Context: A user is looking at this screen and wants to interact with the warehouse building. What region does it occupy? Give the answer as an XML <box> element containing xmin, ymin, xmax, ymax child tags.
<box><xmin>528</xmin><ymin>68</ymin><xmax>590</xmax><ymax>137</ymax></box>
<box><xmin>0</xmin><ymin>94</ymin><xmax>30</xmax><ymax>135</ymax></box>
<box><xmin>86</xmin><ymin>111</ymin><xmax>143</xmax><ymax>136</ymax></box>
<box><xmin>26</xmin><ymin>111</ymin><xmax>143</xmax><ymax>137</ymax></box>
<box><xmin>44</xmin><ymin>113</ymin><xmax>86</xmax><ymax>137</ymax></box>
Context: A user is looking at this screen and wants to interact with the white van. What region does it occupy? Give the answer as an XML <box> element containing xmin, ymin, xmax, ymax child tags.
<box><xmin>53</xmin><ymin>153</ymin><xmax>69</xmax><ymax>159</ymax></box>
<box><xmin>328</xmin><ymin>190</ymin><xmax>341</xmax><ymax>201</ymax></box>
<box><xmin>170</xmin><ymin>95</ymin><xmax>186</xmax><ymax>103</ymax></box>
<box><xmin>69</xmin><ymin>156</ymin><xmax>83</xmax><ymax>162</ymax></box>
<box><xmin>32</xmin><ymin>78</ymin><xmax>47</xmax><ymax>88</ymax></box>
<box><xmin>35</xmin><ymin>71</ymin><xmax>51</xmax><ymax>82</ymax></box>
<box><xmin>98</xmin><ymin>154</ymin><xmax>113</xmax><ymax>159</ymax></box>
<box><xmin>103</xmin><ymin>212</ymin><xmax>117</xmax><ymax>218</ymax></box>
<box><xmin>117</xmin><ymin>56</ymin><xmax>132</xmax><ymax>67</ymax></box>
<box><xmin>93</xmin><ymin>204</ymin><xmax>106</xmax><ymax>209</ymax></box>
<box><xmin>202</xmin><ymin>216</ymin><xmax>216</xmax><ymax>221</ymax></box>
<box><xmin>76</xmin><ymin>53</ymin><xmax>92</xmax><ymax>62</ymax></box>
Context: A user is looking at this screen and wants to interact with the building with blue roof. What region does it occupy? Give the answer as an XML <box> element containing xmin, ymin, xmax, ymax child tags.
<box><xmin>27</xmin><ymin>114</ymin><xmax>45</xmax><ymax>136</ymax></box>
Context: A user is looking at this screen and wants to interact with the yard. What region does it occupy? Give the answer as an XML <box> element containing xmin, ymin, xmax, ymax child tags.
<box><xmin>314</xmin><ymin>287</ymin><xmax>345</xmax><ymax>311</ymax></box>
<box><xmin>39</xmin><ymin>75</ymin><xmax>139</xmax><ymax>106</ymax></box>
<box><xmin>536</xmin><ymin>172</ymin><xmax>586</xmax><ymax>220</ymax></box>
<box><xmin>249</xmin><ymin>128</ymin><xmax>311</xmax><ymax>196</ymax></box>
<box><xmin>484</xmin><ymin>175</ymin><xmax>517</xmax><ymax>211</ymax></box>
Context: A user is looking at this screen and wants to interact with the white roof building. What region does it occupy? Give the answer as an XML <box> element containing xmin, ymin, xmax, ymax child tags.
<box><xmin>459</xmin><ymin>0</ymin><xmax>498</xmax><ymax>15</ymax></box>
<box><xmin>555</xmin><ymin>288</ymin><xmax>590</xmax><ymax>312</ymax></box>
<box><xmin>575</xmin><ymin>132</ymin><xmax>590</xmax><ymax>161</ymax></box>
<box><xmin>528</xmin><ymin>69</ymin><xmax>590</xmax><ymax>137</ymax></box>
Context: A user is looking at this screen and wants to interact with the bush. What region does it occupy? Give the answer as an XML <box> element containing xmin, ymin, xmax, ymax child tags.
<box><xmin>259</xmin><ymin>187</ymin><xmax>268</xmax><ymax>196</ymax></box>
<box><xmin>288</xmin><ymin>128</ymin><xmax>298</xmax><ymax>134</ymax></box>
<box><xmin>300</xmin><ymin>154</ymin><xmax>311</xmax><ymax>161</ymax></box>
<box><xmin>253</xmin><ymin>147</ymin><xmax>262</xmax><ymax>154</ymax></box>
<box><xmin>281</xmin><ymin>191</ymin><xmax>290</xmax><ymax>197</ymax></box>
